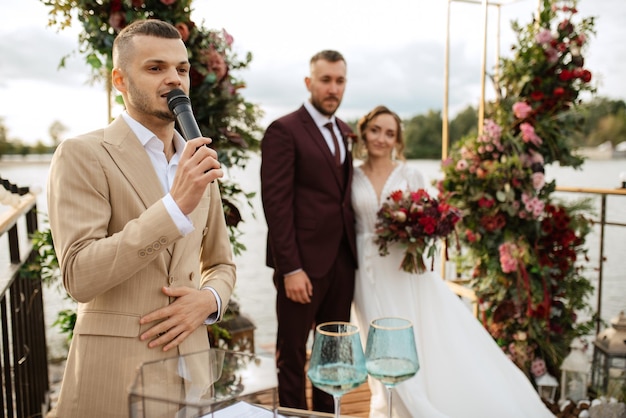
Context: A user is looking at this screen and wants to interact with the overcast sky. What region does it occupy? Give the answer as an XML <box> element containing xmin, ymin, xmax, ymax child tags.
<box><xmin>1</xmin><ymin>0</ymin><xmax>625</xmax><ymax>144</ymax></box>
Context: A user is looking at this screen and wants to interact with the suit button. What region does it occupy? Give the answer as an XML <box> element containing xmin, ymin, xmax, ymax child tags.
<box><xmin>168</xmin><ymin>276</ymin><xmax>175</xmax><ymax>285</ymax></box>
<box><xmin>202</xmin><ymin>227</ymin><xmax>209</xmax><ymax>236</ymax></box>
<box><xmin>189</xmin><ymin>272</ymin><xmax>195</xmax><ymax>281</ymax></box>
<box><xmin>159</xmin><ymin>236</ymin><xmax>168</xmax><ymax>245</ymax></box>
<box><xmin>138</xmin><ymin>250</ymin><xmax>146</xmax><ymax>257</ymax></box>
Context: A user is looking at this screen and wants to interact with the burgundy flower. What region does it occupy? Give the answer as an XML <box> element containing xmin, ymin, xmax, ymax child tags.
<box><xmin>108</xmin><ymin>11</ymin><xmax>126</xmax><ymax>32</ymax></box>
<box><xmin>558</xmin><ymin>69</ymin><xmax>573</xmax><ymax>81</ymax></box>
<box><xmin>581</xmin><ymin>69</ymin><xmax>592</xmax><ymax>82</ymax></box>
<box><xmin>530</xmin><ymin>91</ymin><xmax>545</xmax><ymax>101</ymax></box>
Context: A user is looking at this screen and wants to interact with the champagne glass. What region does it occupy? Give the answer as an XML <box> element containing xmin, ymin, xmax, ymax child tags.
<box><xmin>365</xmin><ymin>317</ymin><xmax>419</xmax><ymax>417</ymax></box>
<box><xmin>307</xmin><ymin>322</ymin><xmax>368</xmax><ymax>418</ymax></box>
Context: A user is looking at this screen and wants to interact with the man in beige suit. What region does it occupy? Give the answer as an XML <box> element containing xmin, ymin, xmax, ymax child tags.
<box><xmin>47</xmin><ymin>20</ymin><xmax>236</xmax><ymax>417</ymax></box>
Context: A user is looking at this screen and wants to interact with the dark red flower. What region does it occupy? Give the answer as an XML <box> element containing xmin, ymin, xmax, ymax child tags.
<box><xmin>530</xmin><ymin>91</ymin><xmax>545</xmax><ymax>101</ymax></box>
<box><xmin>478</xmin><ymin>196</ymin><xmax>495</xmax><ymax>208</ymax></box>
<box><xmin>559</xmin><ymin>69</ymin><xmax>573</xmax><ymax>81</ymax></box>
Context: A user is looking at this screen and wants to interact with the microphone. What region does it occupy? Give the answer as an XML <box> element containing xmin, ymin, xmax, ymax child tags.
<box><xmin>167</xmin><ymin>89</ymin><xmax>202</xmax><ymax>141</ymax></box>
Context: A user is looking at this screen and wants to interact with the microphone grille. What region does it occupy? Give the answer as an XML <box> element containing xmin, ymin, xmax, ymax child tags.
<box><xmin>166</xmin><ymin>89</ymin><xmax>190</xmax><ymax>112</ymax></box>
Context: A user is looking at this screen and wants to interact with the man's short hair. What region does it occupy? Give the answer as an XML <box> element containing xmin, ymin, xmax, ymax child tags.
<box><xmin>310</xmin><ymin>50</ymin><xmax>345</xmax><ymax>66</ymax></box>
<box><xmin>113</xmin><ymin>19</ymin><xmax>182</xmax><ymax>68</ymax></box>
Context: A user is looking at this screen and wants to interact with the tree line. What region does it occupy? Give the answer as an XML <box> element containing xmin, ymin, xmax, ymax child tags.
<box><xmin>1</xmin><ymin>96</ymin><xmax>624</xmax><ymax>159</ymax></box>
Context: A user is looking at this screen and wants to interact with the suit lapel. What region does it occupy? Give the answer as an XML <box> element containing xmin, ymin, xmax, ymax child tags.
<box><xmin>102</xmin><ymin>117</ymin><xmax>175</xmax><ymax>260</ymax></box>
<box><xmin>298</xmin><ymin>108</ymin><xmax>345</xmax><ymax>189</ymax></box>
<box><xmin>102</xmin><ymin>117</ymin><xmax>165</xmax><ymax>209</ymax></box>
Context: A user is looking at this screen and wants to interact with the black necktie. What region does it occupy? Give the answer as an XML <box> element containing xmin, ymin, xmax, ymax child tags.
<box><xmin>324</xmin><ymin>122</ymin><xmax>342</xmax><ymax>166</ymax></box>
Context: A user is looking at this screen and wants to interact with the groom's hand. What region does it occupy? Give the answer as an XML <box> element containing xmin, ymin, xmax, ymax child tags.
<box><xmin>284</xmin><ymin>271</ymin><xmax>313</xmax><ymax>304</ymax></box>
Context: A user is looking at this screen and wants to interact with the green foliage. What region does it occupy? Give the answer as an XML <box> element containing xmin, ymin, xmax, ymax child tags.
<box><xmin>404</xmin><ymin>110</ymin><xmax>443</xmax><ymax>159</ymax></box>
<box><xmin>449</xmin><ymin>105</ymin><xmax>479</xmax><ymax>147</ymax></box>
<box><xmin>439</xmin><ymin>0</ymin><xmax>597</xmax><ymax>377</ymax></box>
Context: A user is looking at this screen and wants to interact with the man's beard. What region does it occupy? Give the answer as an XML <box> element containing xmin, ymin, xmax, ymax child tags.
<box><xmin>128</xmin><ymin>83</ymin><xmax>176</xmax><ymax>122</ymax></box>
<box><xmin>311</xmin><ymin>95</ymin><xmax>340</xmax><ymax>117</ymax></box>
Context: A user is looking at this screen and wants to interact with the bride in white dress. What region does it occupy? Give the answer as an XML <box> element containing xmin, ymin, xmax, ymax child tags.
<box><xmin>351</xmin><ymin>105</ymin><xmax>555</xmax><ymax>418</ymax></box>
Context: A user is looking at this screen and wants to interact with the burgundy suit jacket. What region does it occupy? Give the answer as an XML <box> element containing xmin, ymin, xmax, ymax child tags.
<box><xmin>260</xmin><ymin>105</ymin><xmax>357</xmax><ymax>278</ymax></box>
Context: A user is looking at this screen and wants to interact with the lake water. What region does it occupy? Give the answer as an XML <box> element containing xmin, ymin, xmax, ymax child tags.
<box><xmin>0</xmin><ymin>155</ymin><xmax>625</xmax><ymax>358</ymax></box>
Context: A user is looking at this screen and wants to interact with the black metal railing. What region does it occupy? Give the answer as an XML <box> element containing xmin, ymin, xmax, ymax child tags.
<box><xmin>555</xmin><ymin>186</ymin><xmax>626</xmax><ymax>334</ymax></box>
<box><xmin>0</xmin><ymin>178</ymin><xmax>49</xmax><ymax>417</ymax></box>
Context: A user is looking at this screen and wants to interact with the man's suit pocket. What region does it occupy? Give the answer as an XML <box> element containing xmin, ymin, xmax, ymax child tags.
<box><xmin>73</xmin><ymin>310</ymin><xmax>142</xmax><ymax>337</ymax></box>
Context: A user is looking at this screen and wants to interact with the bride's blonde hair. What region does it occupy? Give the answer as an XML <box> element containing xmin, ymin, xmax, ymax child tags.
<box><xmin>353</xmin><ymin>105</ymin><xmax>405</xmax><ymax>161</ymax></box>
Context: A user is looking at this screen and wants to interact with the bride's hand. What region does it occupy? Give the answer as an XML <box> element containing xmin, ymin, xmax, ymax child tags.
<box><xmin>284</xmin><ymin>271</ymin><xmax>313</xmax><ymax>304</ymax></box>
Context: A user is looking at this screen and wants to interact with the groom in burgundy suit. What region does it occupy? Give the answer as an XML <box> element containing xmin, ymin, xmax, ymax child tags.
<box><xmin>260</xmin><ymin>50</ymin><xmax>358</xmax><ymax>413</ymax></box>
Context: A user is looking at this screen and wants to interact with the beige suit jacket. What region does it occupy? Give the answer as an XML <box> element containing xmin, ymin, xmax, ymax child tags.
<box><xmin>47</xmin><ymin>116</ymin><xmax>236</xmax><ymax>417</ymax></box>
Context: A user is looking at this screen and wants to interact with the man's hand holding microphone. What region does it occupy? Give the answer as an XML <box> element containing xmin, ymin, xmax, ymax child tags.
<box><xmin>167</xmin><ymin>89</ymin><xmax>222</xmax><ymax>215</ymax></box>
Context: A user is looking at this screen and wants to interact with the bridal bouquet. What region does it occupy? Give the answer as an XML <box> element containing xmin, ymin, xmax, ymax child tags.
<box><xmin>375</xmin><ymin>189</ymin><xmax>461</xmax><ymax>274</ymax></box>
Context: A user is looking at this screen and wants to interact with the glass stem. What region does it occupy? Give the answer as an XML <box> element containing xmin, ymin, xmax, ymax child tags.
<box><xmin>334</xmin><ymin>395</ymin><xmax>341</xmax><ymax>418</ymax></box>
<box><xmin>387</xmin><ymin>387</ymin><xmax>393</xmax><ymax>417</ymax></box>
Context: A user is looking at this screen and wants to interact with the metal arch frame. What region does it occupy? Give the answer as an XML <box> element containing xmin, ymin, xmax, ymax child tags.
<box><xmin>442</xmin><ymin>0</ymin><xmax>537</xmax><ymax>159</ymax></box>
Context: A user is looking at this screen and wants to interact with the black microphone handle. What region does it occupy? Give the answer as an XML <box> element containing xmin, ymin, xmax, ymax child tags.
<box><xmin>175</xmin><ymin>109</ymin><xmax>203</xmax><ymax>141</ymax></box>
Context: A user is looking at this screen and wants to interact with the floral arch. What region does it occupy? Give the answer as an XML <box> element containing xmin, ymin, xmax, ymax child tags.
<box><xmin>440</xmin><ymin>0</ymin><xmax>597</xmax><ymax>378</ymax></box>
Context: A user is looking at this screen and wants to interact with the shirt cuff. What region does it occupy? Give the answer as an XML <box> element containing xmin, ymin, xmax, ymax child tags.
<box><xmin>202</xmin><ymin>287</ymin><xmax>222</xmax><ymax>325</ymax></box>
<box><xmin>162</xmin><ymin>193</ymin><xmax>194</xmax><ymax>236</ymax></box>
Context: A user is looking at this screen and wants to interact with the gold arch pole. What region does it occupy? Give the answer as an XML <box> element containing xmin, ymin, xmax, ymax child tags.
<box><xmin>442</xmin><ymin>0</ymin><xmax>533</xmax><ymax>159</ymax></box>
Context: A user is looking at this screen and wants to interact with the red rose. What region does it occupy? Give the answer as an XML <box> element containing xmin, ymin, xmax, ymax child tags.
<box><xmin>581</xmin><ymin>69</ymin><xmax>592</xmax><ymax>82</ymax></box>
<box><xmin>558</xmin><ymin>69</ymin><xmax>573</xmax><ymax>81</ymax></box>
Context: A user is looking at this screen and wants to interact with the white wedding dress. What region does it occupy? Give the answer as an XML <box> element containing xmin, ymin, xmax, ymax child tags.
<box><xmin>351</xmin><ymin>162</ymin><xmax>555</xmax><ymax>418</ymax></box>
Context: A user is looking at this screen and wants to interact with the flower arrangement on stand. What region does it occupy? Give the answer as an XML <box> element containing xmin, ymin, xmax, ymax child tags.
<box><xmin>439</xmin><ymin>0</ymin><xmax>597</xmax><ymax>381</ymax></box>
<box><xmin>375</xmin><ymin>188</ymin><xmax>461</xmax><ymax>274</ymax></box>
<box><xmin>41</xmin><ymin>0</ymin><xmax>264</xmax><ymax>254</ymax></box>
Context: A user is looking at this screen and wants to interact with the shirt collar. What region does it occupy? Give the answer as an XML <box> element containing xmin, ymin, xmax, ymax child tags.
<box><xmin>304</xmin><ymin>100</ymin><xmax>336</xmax><ymax>129</ymax></box>
<box><xmin>121</xmin><ymin>111</ymin><xmax>186</xmax><ymax>153</ymax></box>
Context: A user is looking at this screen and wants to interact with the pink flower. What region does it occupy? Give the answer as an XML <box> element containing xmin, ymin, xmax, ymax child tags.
<box><xmin>483</xmin><ymin>119</ymin><xmax>502</xmax><ymax>141</ymax></box>
<box><xmin>499</xmin><ymin>242</ymin><xmax>519</xmax><ymax>273</ymax></box>
<box><xmin>545</xmin><ymin>47</ymin><xmax>559</xmax><ymax>64</ymax></box>
<box><xmin>222</xmin><ymin>29</ymin><xmax>234</xmax><ymax>46</ymax></box>
<box><xmin>522</xmin><ymin>193</ymin><xmax>545</xmax><ymax>218</ymax></box>
<box><xmin>520</xmin><ymin>123</ymin><xmax>543</xmax><ymax>146</ymax></box>
<box><xmin>535</xmin><ymin>28</ymin><xmax>553</xmax><ymax>45</ymax></box>
<box><xmin>513</xmin><ymin>101</ymin><xmax>532</xmax><ymax>119</ymax></box>
<box><xmin>456</xmin><ymin>159</ymin><xmax>468</xmax><ymax>171</ymax></box>
<box><xmin>532</xmin><ymin>172</ymin><xmax>545</xmax><ymax>190</ymax></box>
<box><xmin>160</xmin><ymin>0</ymin><xmax>176</xmax><ymax>5</ymax></box>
